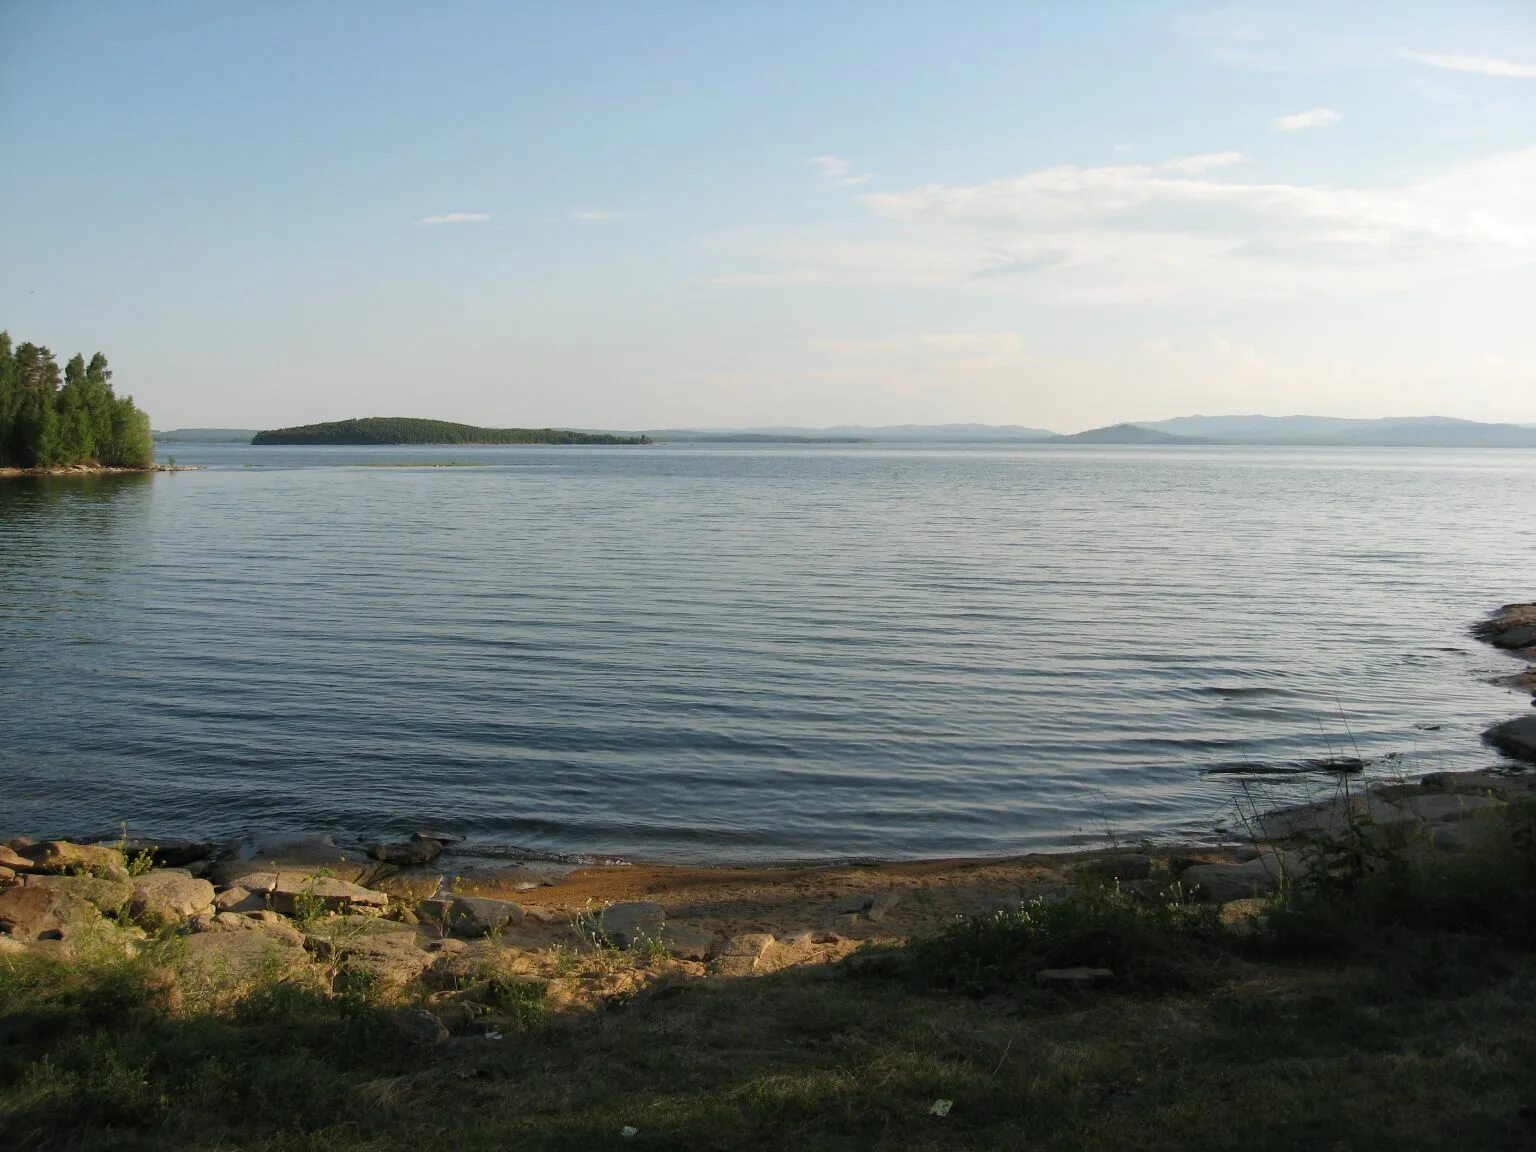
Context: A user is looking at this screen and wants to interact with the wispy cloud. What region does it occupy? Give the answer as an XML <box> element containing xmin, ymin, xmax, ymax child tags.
<box><xmin>415</xmin><ymin>212</ymin><xmax>490</xmax><ymax>225</ymax></box>
<box><xmin>1159</xmin><ymin>152</ymin><xmax>1247</xmax><ymax>173</ymax></box>
<box><xmin>1400</xmin><ymin>49</ymin><xmax>1536</xmax><ymax>79</ymax></box>
<box><xmin>1271</xmin><ymin>107</ymin><xmax>1340</xmax><ymax>132</ymax></box>
<box><xmin>569</xmin><ymin>209</ymin><xmax>623</xmax><ymax>221</ymax></box>
<box><xmin>717</xmin><ymin>148</ymin><xmax>1536</xmax><ymax>302</ymax></box>
<box><xmin>811</xmin><ymin>154</ymin><xmax>874</xmax><ymax>187</ymax></box>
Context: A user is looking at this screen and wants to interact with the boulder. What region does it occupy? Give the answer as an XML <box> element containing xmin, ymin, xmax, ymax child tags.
<box><xmin>651</xmin><ymin>923</ymin><xmax>713</xmax><ymax>961</ymax></box>
<box><xmin>418</xmin><ymin>895</ymin><xmax>525</xmax><ymax>938</ymax></box>
<box><xmin>865</xmin><ymin>890</ymin><xmax>903</xmax><ymax>923</ymax></box>
<box><xmin>111</xmin><ymin>838</ymin><xmax>215</xmax><ymax>868</ymax></box>
<box><xmin>214</xmin><ymin>886</ymin><xmax>265</xmax><ymax>914</ymax></box>
<box><xmin>130</xmin><ymin>870</ymin><xmax>216</xmax><ymax>927</ymax></box>
<box><xmin>596</xmin><ymin>901</ymin><xmax>665</xmax><ymax>948</ymax></box>
<box><xmin>209</xmin><ymin>834</ymin><xmax>392</xmax><ymax>888</ymax></box>
<box><xmin>1485</xmin><ymin>716</ymin><xmax>1536</xmax><ymax>765</ymax></box>
<box><xmin>0</xmin><ymin>866</ymin><xmax>15</xmax><ymax>883</ymax></box>
<box><xmin>180</xmin><ymin>926</ymin><xmax>306</xmax><ymax>985</ymax></box>
<box><xmin>1035</xmin><ymin>966</ymin><xmax>1114</xmax><ymax>988</ymax></box>
<box><xmin>368</xmin><ymin>840</ymin><xmax>442</xmax><ymax>866</ymax></box>
<box><xmin>1181</xmin><ymin>851</ymin><xmax>1305</xmax><ymax>903</ymax></box>
<box><xmin>708</xmin><ymin>932</ymin><xmax>775</xmax><ymax>977</ymax></box>
<box><xmin>0</xmin><ymin>883</ymin><xmax>100</xmax><ymax>941</ymax></box>
<box><xmin>305</xmin><ymin>917</ymin><xmax>434</xmax><ymax>987</ymax></box>
<box><xmin>0</xmin><ymin>846</ymin><xmax>29</xmax><ymax>870</ymax></box>
<box><xmin>390</xmin><ymin>1008</ymin><xmax>449</xmax><ymax>1046</ymax></box>
<box><xmin>19</xmin><ymin>840</ymin><xmax>127</xmax><ymax>880</ymax></box>
<box><xmin>21</xmin><ymin>873</ymin><xmax>133</xmax><ymax>915</ymax></box>
<box><xmin>234</xmin><ymin>871</ymin><xmax>389</xmax><ymax>916</ymax></box>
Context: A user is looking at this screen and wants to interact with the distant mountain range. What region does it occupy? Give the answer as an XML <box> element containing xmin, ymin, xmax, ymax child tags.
<box><xmin>157</xmin><ymin>416</ymin><xmax>1536</xmax><ymax>449</ymax></box>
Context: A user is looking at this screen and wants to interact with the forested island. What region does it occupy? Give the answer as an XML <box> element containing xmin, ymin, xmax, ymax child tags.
<box><xmin>0</xmin><ymin>331</ymin><xmax>154</xmax><ymax>469</ymax></box>
<box><xmin>252</xmin><ymin>417</ymin><xmax>650</xmax><ymax>446</ymax></box>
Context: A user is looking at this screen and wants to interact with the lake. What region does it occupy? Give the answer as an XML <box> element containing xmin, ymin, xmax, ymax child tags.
<box><xmin>2</xmin><ymin>442</ymin><xmax>1532</xmax><ymax>863</ymax></box>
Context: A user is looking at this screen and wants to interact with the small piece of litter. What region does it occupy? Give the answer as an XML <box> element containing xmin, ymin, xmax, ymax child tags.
<box><xmin>621</xmin><ymin>1126</ymin><xmax>640</xmax><ymax>1137</ymax></box>
<box><xmin>930</xmin><ymin>1099</ymin><xmax>953</xmax><ymax>1117</ymax></box>
<box><xmin>485</xmin><ymin>1031</ymin><xmax>504</xmax><ymax>1041</ymax></box>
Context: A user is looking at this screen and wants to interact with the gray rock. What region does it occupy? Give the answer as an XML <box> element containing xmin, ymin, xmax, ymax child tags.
<box><xmin>368</xmin><ymin>840</ymin><xmax>442</xmax><ymax>866</ymax></box>
<box><xmin>113</xmin><ymin>838</ymin><xmax>215</xmax><ymax>868</ymax></box>
<box><xmin>18</xmin><ymin>840</ymin><xmax>128</xmax><ymax>881</ymax></box>
<box><xmin>1485</xmin><ymin>715</ymin><xmax>1536</xmax><ymax>764</ymax></box>
<box><xmin>209</xmin><ymin>834</ymin><xmax>391</xmax><ymax>888</ymax></box>
<box><xmin>215</xmin><ymin>886</ymin><xmax>265</xmax><ymax>914</ymax></box>
<box><xmin>181</xmin><ymin>926</ymin><xmax>306</xmax><ymax>985</ymax></box>
<box><xmin>651</xmin><ymin>923</ymin><xmax>713</xmax><ymax>961</ymax></box>
<box><xmin>130</xmin><ymin>869</ymin><xmax>216</xmax><ymax>927</ymax></box>
<box><xmin>0</xmin><ymin>883</ymin><xmax>100</xmax><ymax>941</ymax></box>
<box><xmin>418</xmin><ymin>895</ymin><xmax>524</xmax><ymax>938</ymax></box>
<box><xmin>597</xmin><ymin>901</ymin><xmax>666</xmax><ymax>947</ymax></box>
<box><xmin>21</xmin><ymin>873</ymin><xmax>133</xmax><ymax>915</ymax></box>
<box><xmin>1493</xmin><ymin>624</ymin><xmax>1536</xmax><ymax>650</ymax></box>
<box><xmin>1035</xmin><ymin>966</ymin><xmax>1114</xmax><ymax>987</ymax></box>
<box><xmin>235</xmin><ymin>871</ymin><xmax>389</xmax><ymax>916</ymax></box>
<box><xmin>865</xmin><ymin>890</ymin><xmax>903</xmax><ymax>923</ymax></box>
<box><xmin>1386</xmin><ymin>793</ymin><xmax>1504</xmax><ymax>824</ymax></box>
<box><xmin>1182</xmin><ymin>851</ymin><xmax>1305</xmax><ymax>902</ymax></box>
<box><xmin>412</xmin><ymin>830</ymin><xmax>463</xmax><ymax>845</ymax></box>
<box><xmin>305</xmin><ymin>917</ymin><xmax>434</xmax><ymax>987</ymax></box>
<box><xmin>708</xmin><ymin>932</ymin><xmax>775</xmax><ymax>977</ymax></box>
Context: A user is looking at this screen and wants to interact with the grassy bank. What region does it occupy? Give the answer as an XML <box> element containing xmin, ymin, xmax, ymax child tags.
<box><xmin>5</xmin><ymin>794</ymin><xmax>1536</xmax><ymax>1149</ymax></box>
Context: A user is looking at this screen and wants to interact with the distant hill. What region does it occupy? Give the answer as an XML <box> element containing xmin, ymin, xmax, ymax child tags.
<box><xmin>645</xmin><ymin>423</ymin><xmax>1056</xmax><ymax>442</ymax></box>
<box><xmin>153</xmin><ymin>428</ymin><xmax>261</xmax><ymax>443</ymax></box>
<box><xmin>252</xmin><ymin>418</ymin><xmax>649</xmax><ymax>446</ymax></box>
<box><xmin>646</xmin><ymin>431</ymin><xmax>868</xmax><ymax>443</ymax></box>
<box><xmin>1139</xmin><ymin>414</ymin><xmax>1536</xmax><ymax>448</ymax></box>
<box><xmin>1054</xmin><ymin>423</ymin><xmax>1196</xmax><ymax>444</ymax></box>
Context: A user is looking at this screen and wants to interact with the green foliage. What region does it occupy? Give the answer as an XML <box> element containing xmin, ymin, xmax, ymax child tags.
<box><xmin>250</xmin><ymin>416</ymin><xmax>649</xmax><ymax>446</ymax></box>
<box><xmin>909</xmin><ymin>881</ymin><xmax>1228</xmax><ymax>994</ymax></box>
<box><xmin>0</xmin><ymin>330</ymin><xmax>154</xmax><ymax>469</ymax></box>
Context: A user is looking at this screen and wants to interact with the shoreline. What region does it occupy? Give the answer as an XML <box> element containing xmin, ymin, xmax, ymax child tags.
<box><xmin>0</xmin><ymin>462</ymin><xmax>199</xmax><ymax>478</ymax></box>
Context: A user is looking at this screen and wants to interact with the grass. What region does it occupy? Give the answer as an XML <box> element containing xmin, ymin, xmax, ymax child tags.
<box><xmin>5</xmin><ymin>817</ymin><xmax>1536</xmax><ymax>1150</ymax></box>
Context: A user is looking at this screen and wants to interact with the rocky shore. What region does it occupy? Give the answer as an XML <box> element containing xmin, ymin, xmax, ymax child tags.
<box><xmin>4</xmin><ymin>602</ymin><xmax>1534</xmax><ymax>1035</ymax></box>
<box><xmin>0</xmin><ymin>462</ymin><xmax>198</xmax><ymax>477</ymax></box>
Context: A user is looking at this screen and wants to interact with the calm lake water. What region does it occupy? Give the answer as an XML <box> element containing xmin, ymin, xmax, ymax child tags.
<box><xmin>2</xmin><ymin>442</ymin><xmax>1533</xmax><ymax>862</ymax></box>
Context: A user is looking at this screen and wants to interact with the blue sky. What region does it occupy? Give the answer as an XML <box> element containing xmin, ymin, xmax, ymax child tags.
<box><xmin>3</xmin><ymin>1</ymin><xmax>1535</xmax><ymax>431</ymax></box>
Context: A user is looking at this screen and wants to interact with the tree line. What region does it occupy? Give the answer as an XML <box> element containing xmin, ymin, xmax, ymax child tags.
<box><xmin>252</xmin><ymin>416</ymin><xmax>650</xmax><ymax>446</ymax></box>
<box><xmin>0</xmin><ymin>331</ymin><xmax>155</xmax><ymax>468</ymax></box>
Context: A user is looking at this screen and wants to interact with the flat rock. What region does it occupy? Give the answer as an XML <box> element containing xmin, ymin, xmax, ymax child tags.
<box><xmin>131</xmin><ymin>869</ymin><xmax>216</xmax><ymax>927</ymax></box>
<box><xmin>112</xmin><ymin>838</ymin><xmax>215</xmax><ymax>867</ymax></box>
<box><xmin>418</xmin><ymin>895</ymin><xmax>525</xmax><ymax>938</ymax></box>
<box><xmin>1420</xmin><ymin>770</ymin><xmax>1536</xmax><ymax>796</ymax></box>
<box><xmin>0</xmin><ymin>846</ymin><xmax>29</xmax><ymax>870</ymax></box>
<box><xmin>305</xmin><ymin>917</ymin><xmax>433</xmax><ymax>987</ymax></box>
<box><xmin>651</xmin><ymin>923</ymin><xmax>713</xmax><ymax>961</ymax></box>
<box><xmin>759</xmin><ymin>930</ymin><xmax>820</xmax><ymax>971</ymax></box>
<box><xmin>1387</xmin><ymin>793</ymin><xmax>1504</xmax><ymax>824</ymax></box>
<box><xmin>1035</xmin><ymin>966</ymin><xmax>1114</xmax><ymax>988</ymax></box>
<box><xmin>235</xmin><ymin>871</ymin><xmax>390</xmax><ymax>916</ymax></box>
<box><xmin>597</xmin><ymin>901</ymin><xmax>666</xmax><ymax>947</ymax></box>
<box><xmin>180</xmin><ymin>926</ymin><xmax>306</xmax><ymax>985</ymax></box>
<box><xmin>865</xmin><ymin>890</ymin><xmax>903</xmax><ymax>923</ymax></box>
<box><xmin>0</xmin><ymin>883</ymin><xmax>101</xmax><ymax>941</ymax></box>
<box><xmin>21</xmin><ymin>873</ymin><xmax>133</xmax><ymax>914</ymax></box>
<box><xmin>19</xmin><ymin>840</ymin><xmax>127</xmax><ymax>880</ymax></box>
<box><xmin>412</xmin><ymin>830</ymin><xmax>463</xmax><ymax>845</ymax></box>
<box><xmin>368</xmin><ymin>840</ymin><xmax>443</xmax><ymax>866</ymax></box>
<box><xmin>215</xmin><ymin>886</ymin><xmax>265</xmax><ymax>914</ymax></box>
<box><xmin>1485</xmin><ymin>716</ymin><xmax>1536</xmax><ymax>765</ymax></box>
<box><xmin>1182</xmin><ymin>851</ymin><xmax>1305</xmax><ymax>902</ymax></box>
<box><xmin>708</xmin><ymin>932</ymin><xmax>775</xmax><ymax>977</ymax></box>
<box><xmin>209</xmin><ymin>834</ymin><xmax>392</xmax><ymax>888</ymax></box>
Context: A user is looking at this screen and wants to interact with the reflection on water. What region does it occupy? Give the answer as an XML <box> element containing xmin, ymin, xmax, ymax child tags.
<box><xmin>1</xmin><ymin>443</ymin><xmax>1533</xmax><ymax>862</ymax></box>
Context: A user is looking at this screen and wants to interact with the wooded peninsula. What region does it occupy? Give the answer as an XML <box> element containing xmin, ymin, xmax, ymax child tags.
<box><xmin>252</xmin><ymin>417</ymin><xmax>650</xmax><ymax>446</ymax></box>
<box><xmin>0</xmin><ymin>331</ymin><xmax>154</xmax><ymax>469</ymax></box>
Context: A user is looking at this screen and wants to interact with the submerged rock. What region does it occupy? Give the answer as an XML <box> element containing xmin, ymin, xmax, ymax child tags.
<box><xmin>1485</xmin><ymin>715</ymin><xmax>1536</xmax><ymax>764</ymax></box>
<box><xmin>369</xmin><ymin>840</ymin><xmax>443</xmax><ymax>866</ymax></box>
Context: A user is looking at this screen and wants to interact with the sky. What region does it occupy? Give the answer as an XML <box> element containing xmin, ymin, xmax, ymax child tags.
<box><xmin>2</xmin><ymin>1</ymin><xmax>1535</xmax><ymax>433</ymax></box>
